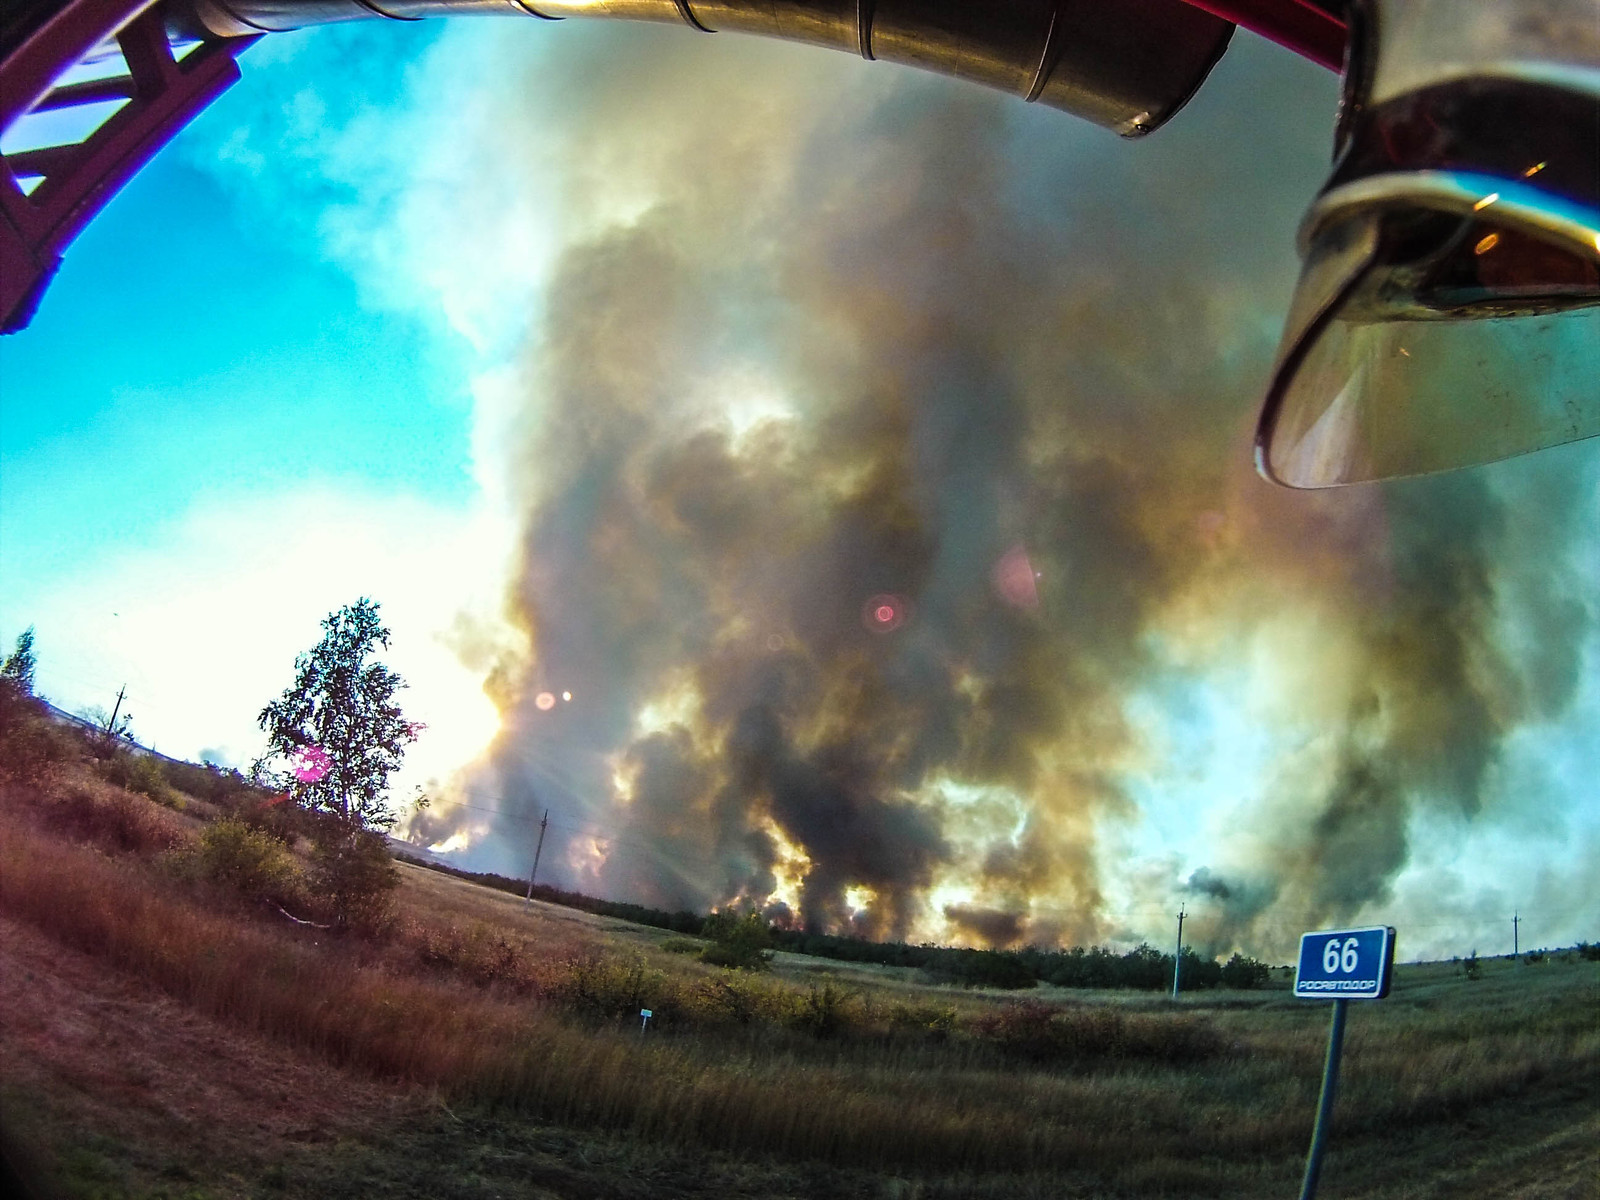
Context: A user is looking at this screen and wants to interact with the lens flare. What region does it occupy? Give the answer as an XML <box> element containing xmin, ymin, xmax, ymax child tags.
<box><xmin>862</xmin><ymin>593</ymin><xmax>910</xmax><ymax>633</ymax></box>
<box><xmin>290</xmin><ymin>744</ymin><xmax>331</xmax><ymax>783</ymax></box>
<box><xmin>535</xmin><ymin>691</ymin><xmax>556</xmax><ymax>711</ymax></box>
<box><xmin>992</xmin><ymin>545</ymin><xmax>1041</xmax><ymax>609</ymax></box>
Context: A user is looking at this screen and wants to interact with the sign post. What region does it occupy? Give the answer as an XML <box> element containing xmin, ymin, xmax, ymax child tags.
<box><xmin>1293</xmin><ymin>925</ymin><xmax>1395</xmax><ymax>1200</ymax></box>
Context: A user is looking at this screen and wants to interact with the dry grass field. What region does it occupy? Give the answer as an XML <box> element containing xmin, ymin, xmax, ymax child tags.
<box><xmin>1</xmin><ymin>764</ymin><xmax>1596</xmax><ymax>1199</ymax></box>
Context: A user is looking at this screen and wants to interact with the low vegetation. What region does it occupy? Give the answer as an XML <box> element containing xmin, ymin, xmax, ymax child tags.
<box><xmin>1</xmin><ymin>696</ymin><xmax>1596</xmax><ymax>1198</ymax></box>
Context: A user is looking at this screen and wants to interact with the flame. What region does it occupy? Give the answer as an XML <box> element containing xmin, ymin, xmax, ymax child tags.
<box><xmin>428</xmin><ymin>829</ymin><xmax>475</xmax><ymax>855</ymax></box>
<box><xmin>845</xmin><ymin>885</ymin><xmax>878</xmax><ymax>917</ymax></box>
<box><xmin>633</xmin><ymin>675</ymin><xmax>703</xmax><ymax>738</ymax></box>
<box><xmin>761</xmin><ymin>817</ymin><xmax>811</xmax><ymax>913</ymax></box>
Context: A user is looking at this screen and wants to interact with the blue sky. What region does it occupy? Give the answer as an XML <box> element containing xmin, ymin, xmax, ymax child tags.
<box><xmin>2</xmin><ymin>18</ymin><xmax>1595</xmax><ymax>960</ymax></box>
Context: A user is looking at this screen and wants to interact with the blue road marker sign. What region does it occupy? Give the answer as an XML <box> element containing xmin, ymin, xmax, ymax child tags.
<box><xmin>1294</xmin><ymin>925</ymin><xmax>1395</xmax><ymax>1000</ymax></box>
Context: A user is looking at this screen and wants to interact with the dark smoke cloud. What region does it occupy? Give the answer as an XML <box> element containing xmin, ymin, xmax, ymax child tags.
<box><xmin>944</xmin><ymin>904</ymin><xmax>1026</xmax><ymax>949</ymax></box>
<box><xmin>426</xmin><ymin>26</ymin><xmax>1596</xmax><ymax>956</ymax></box>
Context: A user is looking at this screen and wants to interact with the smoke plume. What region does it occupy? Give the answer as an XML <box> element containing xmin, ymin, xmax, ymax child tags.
<box><xmin>412</xmin><ymin>26</ymin><xmax>1597</xmax><ymax>957</ymax></box>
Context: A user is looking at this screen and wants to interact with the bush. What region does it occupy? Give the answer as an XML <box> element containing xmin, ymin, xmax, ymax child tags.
<box><xmin>1575</xmin><ymin>942</ymin><xmax>1600</xmax><ymax>962</ymax></box>
<box><xmin>1464</xmin><ymin>951</ymin><xmax>1482</xmax><ymax>981</ymax></box>
<box><xmin>233</xmin><ymin>795</ymin><xmax>314</xmax><ymax>846</ymax></box>
<box><xmin>0</xmin><ymin>680</ymin><xmax>75</xmax><ymax>784</ymax></box>
<box><xmin>659</xmin><ymin>937</ymin><xmax>703</xmax><ymax>954</ymax></box>
<box><xmin>44</xmin><ymin>780</ymin><xmax>187</xmax><ymax>855</ymax></box>
<box><xmin>161</xmin><ymin>759</ymin><xmax>251</xmax><ymax>806</ymax></box>
<box><xmin>97</xmin><ymin>750</ymin><xmax>175</xmax><ymax>807</ymax></box>
<box><xmin>194</xmin><ymin>818</ymin><xmax>303</xmax><ymax>906</ymax></box>
<box><xmin>789</xmin><ymin>982</ymin><xmax>853</xmax><ymax>1038</ymax></box>
<box><xmin>885</xmin><ymin>1001</ymin><xmax>958</xmax><ymax>1039</ymax></box>
<box><xmin>694</xmin><ymin>975</ymin><xmax>767</xmax><ymax>1025</ymax></box>
<box><xmin>1220</xmin><ymin>952</ymin><xmax>1271</xmax><ymax>990</ymax></box>
<box><xmin>309</xmin><ymin>829</ymin><xmax>399</xmax><ymax>933</ymax></box>
<box><xmin>920</xmin><ymin>947</ymin><xmax>1036</xmax><ymax>990</ymax></box>
<box><xmin>414</xmin><ymin>920</ymin><xmax>532</xmax><ymax>989</ymax></box>
<box><xmin>700</xmin><ymin>910</ymin><xmax>774</xmax><ymax>971</ymax></box>
<box><xmin>562</xmin><ymin>952</ymin><xmax>664</xmax><ymax>1020</ymax></box>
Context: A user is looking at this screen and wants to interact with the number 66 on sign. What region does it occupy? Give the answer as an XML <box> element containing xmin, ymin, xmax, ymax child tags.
<box><xmin>1293</xmin><ymin>926</ymin><xmax>1396</xmax><ymax>1000</ymax></box>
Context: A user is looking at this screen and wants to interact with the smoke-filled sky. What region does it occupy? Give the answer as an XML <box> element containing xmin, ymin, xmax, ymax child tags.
<box><xmin>2</xmin><ymin>18</ymin><xmax>1595</xmax><ymax>962</ymax></box>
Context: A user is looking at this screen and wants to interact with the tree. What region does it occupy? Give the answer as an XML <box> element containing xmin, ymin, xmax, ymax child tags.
<box><xmin>2</xmin><ymin>627</ymin><xmax>36</xmax><ymax>694</ymax></box>
<box><xmin>256</xmin><ymin>599</ymin><xmax>417</xmax><ymax>831</ymax></box>
<box><xmin>79</xmin><ymin>702</ymin><xmax>134</xmax><ymax>743</ymax></box>
<box><xmin>0</xmin><ymin>625</ymin><xmax>71</xmax><ymax>783</ymax></box>
<box><xmin>700</xmin><ymin>910</ymin><xmax>776</xmax><ymax>971</ymax></box>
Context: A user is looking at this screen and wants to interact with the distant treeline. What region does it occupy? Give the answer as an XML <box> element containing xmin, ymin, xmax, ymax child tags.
<box><xmin>392</xmin><ymin>852</ymin><xmax>1272</xmax><ymax>991</ymax></box>
<box><xmin>768</xmin><ymin>931</ymin><xmax>1270</xmax><ymax>991</ymax></box>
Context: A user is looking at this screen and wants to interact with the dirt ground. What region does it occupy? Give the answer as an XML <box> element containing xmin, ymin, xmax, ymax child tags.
<box><xmin>0</xmin><ymin>912</ymin><xmax>415</xmax><ymax>1195</ymax></box>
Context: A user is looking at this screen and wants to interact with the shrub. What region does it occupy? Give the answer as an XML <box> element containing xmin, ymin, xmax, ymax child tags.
<box><xmin>1575</xmin><ymin>942</ymin><xmax>1600</xmax><ymax>962</ymax></box>
<box><xmin>233</xmin><ymin>795</ymin><xmax>311</xmax><ymax>846</ymax></box>
<box><xmin>161</xmin><ymin>759</ymin><xmax>250</xmax><ymax>806</ymax></box>
<box><xmin>97</xmin><ymin>750</ymin><xmax>175</xmax><ymax>807</ymax></box>
<box><xmin>1464</xmin><ymin>951</ymin><xmax>1482</xmax><ymax>981</ymax></box>
<box><xmin>195</xmin><ymin>818</ymin><xmax>303</xmax><ymax>906</ymax></box>
<box><xmin>789</xmin><ymin>982</ymin><xmax>853</xmax><ymax>1038</ymax></box>
<box><xmin>694</xmin><ymin>975</ymin><xmax>766</xmax><ymax>1025</ymax></box>
<box><xmin>44</xmin><ymin>780</ymin><xmax>187</xmax><ymax>855</ymax></box>
<box><xmin>309</xmin><ymin>829</ymin><xmax>399</xmax><ymax>933</ymax></box>
<box><xmin>920</xmin><ymin>947</ymin><xmax>1037</xmax><ymax>990</ymax></box>
<box><xmin>700</xmin><ymin>910</ymin><xmax>774</xmax><ymax>971</ymax></box>
<box><xmin>659</xmin><ymin>937</ymin><xmax>703</xmax><ymax>954</ymax></box>
<box><xmin>0</xmin><ymin>680</ymin><xmax>75</xmax><ymax>784</ymax></box>
<box><xmin>885</xmin><ymin>1001</ymin><xmax>958</xmax><ymax>1039</ymax></box>
<box><xmin>1220</xmin><ymin>952</ymin><xmax>1271</xmax><ymax>990</ymax></box>
<box><xmin>561</xmin><ymin>952</ymin><xmax>664</xmax><ymax>1020</ymax></box>
<box><xmin>414</xmin><ymin>920</ymin><xmax>532</xmax><ymax>989</ymax></box>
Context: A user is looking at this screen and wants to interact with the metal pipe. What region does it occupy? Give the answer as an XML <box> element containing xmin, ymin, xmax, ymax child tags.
<box><xmin>1298</xmin><ymin>996</ymin><xmax>1348</xmax><ymax>1200</ymax></box>
<box><xmin>166</xmin><ymin>0</ymin><xmax>1239</xmax><ymax>136</ymax></box>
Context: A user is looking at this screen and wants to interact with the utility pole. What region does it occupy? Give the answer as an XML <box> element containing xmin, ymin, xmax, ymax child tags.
<box><xmin>101</xmin><ymin>684</ymin><xmax>127</xmax><ymax>751</ymax></box>
<box><xmin>104</xmin><ymin>684</ymin><xmax>126</xmax><ymax>735</ymax></box>
<box><xmin>1513</xmin><ymin>911</ymin><xmax>1520</xmax><ymax>957</ymax></box>
<box><xmin>524</xmin><ymin>809</ymin><xmax>549</xmax><ymax>902</ymax></box>
<box><xmin>1172</xmin><ymin>905</ymin><xmax>1186</xmax><ymax>1000</ymax></box>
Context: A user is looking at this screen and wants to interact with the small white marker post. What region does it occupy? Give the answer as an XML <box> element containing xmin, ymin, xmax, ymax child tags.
<box><xmin>640</xmin><ymin>1008</ymin><xmax>653</xmax><ymax>1034</ymax></box>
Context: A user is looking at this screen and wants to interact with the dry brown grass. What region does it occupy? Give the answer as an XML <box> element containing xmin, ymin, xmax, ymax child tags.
<box><xmin>2</xmin><ymin>773</ymin><xmax>1596</xmax><ymax>1197</ymax></box>
<box><xmin>25</xmin><ymin>774</ymin><xmax>191</xmax><ymax>855</ymax></box>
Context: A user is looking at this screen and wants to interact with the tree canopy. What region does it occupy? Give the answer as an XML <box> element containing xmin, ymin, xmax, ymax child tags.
<box><xmin>2</xmin><ymin>626</ymin><xmax>36</xmax><ymax>694</ymax></box>
<box><xmin>256</xmin><ymin>599</ymin><xmax>417</xmax><ymax>831</ymax></box>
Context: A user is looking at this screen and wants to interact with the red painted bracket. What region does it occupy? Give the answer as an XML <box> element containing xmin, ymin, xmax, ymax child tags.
<box><xmin>1180</xmin><ymin>0</ymin><xmax>1347</xmax><ymax>72</ymax></box>
<box><xmin>1</xmin><ymin>0</ymin><xmax>258</xmax><ymax>332</ymax></box>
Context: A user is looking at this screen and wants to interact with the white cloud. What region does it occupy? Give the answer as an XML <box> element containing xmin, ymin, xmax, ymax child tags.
<box><xmin>14</xmin><ymin>483</ymin><xmax>515</xmax><ymax>808</ymax></box>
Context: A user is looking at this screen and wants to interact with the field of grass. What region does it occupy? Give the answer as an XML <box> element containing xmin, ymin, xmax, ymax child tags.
<box><xmin>1</xmin><ymin>764</ymin><xmax>1596</xmax><ymax>1199</ymax></box>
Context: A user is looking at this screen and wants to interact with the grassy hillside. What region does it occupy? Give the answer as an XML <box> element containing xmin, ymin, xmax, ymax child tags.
<box><xmin>1</xmin><ymin>757</ymin><xmax>1596</xmax><ymax>1199</ymax></box>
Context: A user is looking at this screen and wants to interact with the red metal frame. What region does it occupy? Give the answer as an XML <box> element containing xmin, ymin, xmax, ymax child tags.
<box><xmin>0</xmin><ymin>0</ymin><xmax>1343</xmax><ymax>335</ymax></box>
<box><xmin>1</xmin><ymin>0</ymin><xmax>257</xmax><ymax>332</ymax></box>
<box><xmin>1181</xmin><ymin>0</ymin><xmax>1346</xmax><ymax>72</ymax></box>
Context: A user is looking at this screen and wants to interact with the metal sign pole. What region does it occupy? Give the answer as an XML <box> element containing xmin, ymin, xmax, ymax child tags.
<box><xmin>1298</xmin><ymin>996</ymin><xmax>1349</xmax><ymax>1200</ymax></box>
